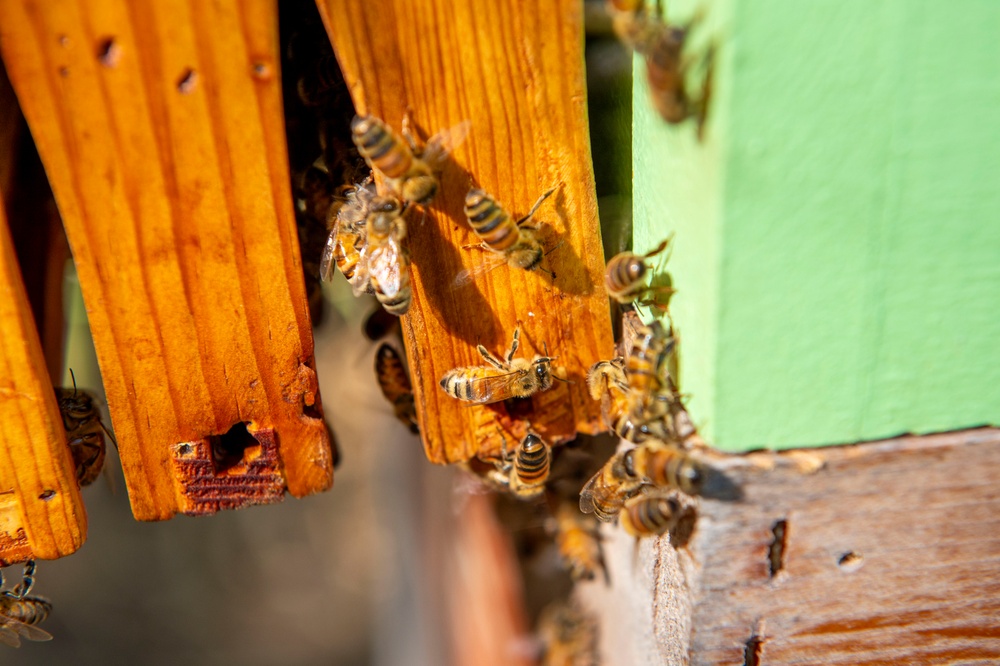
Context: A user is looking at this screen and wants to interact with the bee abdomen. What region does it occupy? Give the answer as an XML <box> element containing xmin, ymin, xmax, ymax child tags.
<box><xmin>351</xmin><ymin>116</ymin><xmax>412</xmax><ymax>178</ymax></box>
<box><xmin>377</xmin><ymin>281</ymin><xmax>411</xmax><ymax>316</ymax></box>
<box><xmin>465</xmin><ymin>189</ymin><xmax>519</xmax><ymax>251</ymax></box>
<box><xmin>515</xmin><ymin>435</ymin><xmax>550</xmax><ymax>485</ymax></box>
<box><xmin>7</xmin><ymin>598</ymin><xmax>52</xmax><ymax>626</ymax></box>
<box><xmin>375</xmin><ymin>344</ymin><xmax>412</xmax><ymax>402</ymax></box>
<box><xmin>621</xmin><ymin>494</ymin><xmax>682</xmax><ymax>537</ymax></box>
<box><xmin>605</xmin><ymin>252</ymin><xmax>647</xmax><ymax>298</ymax></box>
<box><xmin>440</xmin><ymin>367</ymin><xmax>486</xmax><ymax>402</ymax></box>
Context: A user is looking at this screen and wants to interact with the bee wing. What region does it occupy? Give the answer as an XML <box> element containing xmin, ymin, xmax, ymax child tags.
<box><xmin>452</xmin><ymin>254</ymin><xmax>507</xmax><ymax>289</ymax></box>
<box><xmin>578</xmin><ymin>469</ymin><xmax>601</xmax><ymax>515</ymax></box>
<box><xmin>368</xmin><ymin>240</ymin><xmax>408</xmax><ymax>297</ymax></box>
<box><xmin>421</xmin><ymin>119</ymin><xmax>472</xmax><ymax>170</ymax></box>
<box><xmin>0</xmin><ymin>624</ymin><xmax>22</xmax><ymax>647</ymax></box>
<box><xmin>319</xmin><ymin>231</ymin><xmax>338</xmax><ymax>283</ymax></box>
<box><xmin>13</xmin><ymin>622</ymin><xmax>52</xmax><ymax>643</ymax></box>
<box><xmin>460</xmin><ymin>369</ymin><xmax>525</xmax><ymax>404</ymax></box>
<box><xmin>0</xmin><ymin>617</ymin><xmax>52</xmax><ymax>644</ymax></box>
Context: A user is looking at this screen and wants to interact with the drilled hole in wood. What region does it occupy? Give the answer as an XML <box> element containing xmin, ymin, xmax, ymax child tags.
<box><xmin>838</xmin><ymin>551</ymin><xmax>864</xmax><ymax>572</ymax></box>
<box><xmin>743</xmin><ymin>633</ymin><xmax>765</xmax><ymax>666</ymax></box>
<box><xmin>97</xmin><ymin>37</ymin><xmax>121</xmax><ymax>67</ymax></box>
<box><xmin>208</xmin><ymin>422</ymin><xmax>259</xmax><ymax>474</ymax></box>
<box><xmin>176</xmin><ymin>68</ymin><xmax>197</xmax><ymax>94</ymax></box>
<box><xmin>38</xmin><ymin>490</ymin><xmax>56</xmax><ymax>501</ymax></box>
<box><xmin>768</xmin><ymin>519</ymin><xmax>787</xmax><ymax>578</ymax></box>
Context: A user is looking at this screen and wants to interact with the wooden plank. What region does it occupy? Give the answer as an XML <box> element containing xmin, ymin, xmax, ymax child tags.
<box><xmin>579</xmin><ymin>428</ymin><xmax>1000</xmax><ymax>664</ymax></box>
<box><xmin>0</xmin><ymin>0</ymin><xmax>336</xmax><ymax>520</ymax></box>
<box><xmin>316</xmin><ymin>0</ymin><xmax>615</xmax><ymax>464</ymax></box>
<box><xmin>0</xmin><ymin>192</ymin><xmax>86</xmax><ymax>564</ymax></box>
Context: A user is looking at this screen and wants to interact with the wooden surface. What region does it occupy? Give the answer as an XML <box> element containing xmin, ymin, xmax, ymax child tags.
<box><xmin>0</xmin><ymin>195</ymin><xmax>86</xmax><ymax>564</ymax></box>
<box><xmin>633</xmin><ymin>0</ymin><xmax>1000</xmax><ymax>452</ymax></box>
<box><xmin>580</xmin><ymin>428</ymin><xmax>1000</xmax><ymax>664</ymax></box>
<box><xmin>317</xmin><ymin>0</ymin><xmax>615</xmax><ymax>464</ymax></box>
<box><xmin>0</xmin><ymin>0</ymin><xmax>335</xmax><ymax>520</ymax></box>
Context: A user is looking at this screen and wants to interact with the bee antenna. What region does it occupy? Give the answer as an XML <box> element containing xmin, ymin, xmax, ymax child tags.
<box><xmin>553</xmin><ymin>374</ymin><xmax>575</xmax><ymax>385</ymax></box>
<box><xmin>99</xmin><ymin>419</ymin><xmax>119</xmax><ymax>449</ymax></box>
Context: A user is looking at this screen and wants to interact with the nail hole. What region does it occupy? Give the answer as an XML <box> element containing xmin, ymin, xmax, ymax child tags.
<box><xmin>97</xmin><ymin>37</ymin><xmax>121</xmax><ymax>67</ymax></box>
<box><xmin>39</xmin><ymin>490</ymin><xmax>56</xmax><ymax>501</ymax></box>
<box><xmin>59</xmin><ymin>67</ymin><xmax>69</xmax><ymax>78</ymax></box>
<box><xmin>58</xmin><ymin>35</ymin><xmax>69</xmax><ymax>47</ymax></box>
<box><xmin>176</xmin><ymin>68</ymin><xmax>197</xmax><ymax>94</ymax></box>
<box><xmin>743</xmin><ymin>633</ymin><xmax>765</xmax><ymax>666</ymax></box>
<box><xmin>208</xmin><ymin>421</ymin><xmax>259</xmax><ymax>474</ymax></box>
<box><xmin>838</xmin><ymin>551</ymin><xmax>864</xmax><ymax>572</ymax></box>
<box><xmin>251</xmin><ymin>61</ymin><xmax>271</xmax><ymax>80</ymax></box>
<box><xmin>768</xmin><ymin>519</ymin><xmax>787</xmax><ymax>578</ymax></box>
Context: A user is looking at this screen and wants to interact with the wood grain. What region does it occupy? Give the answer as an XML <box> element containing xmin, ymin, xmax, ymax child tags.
<box><xmin>316</xmin><ymin>0</ymin><xmax>615</xmax><ymax>463</ymax></box>
<box><xmin>580</xmin><ymin>428</ymin><xmax>1000</xmax><ymax>664</ymax></box>
<box><xmin>0</xmin><ymin>193</ymin><xmax>86</xmax><ymax>563</ymax></box>
<box><xmin>0</xmin><ymin>0</ymin><xmax>335</xmax><ymax>520</ymax></box>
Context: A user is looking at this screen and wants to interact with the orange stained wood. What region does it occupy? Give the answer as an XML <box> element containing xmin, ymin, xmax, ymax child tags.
<box><xmin>0</xmin><ymin>194</ymin><xmax>86</xmax><ymax>563</ymax></box>
<box><xmin>0</xmin><ymin>0</ymin><xmax>335</xmax><ymax>520</ymax></box>
<box><xmin>317</xmin><ymin>0</ymin><xmax>615</xmax><ymax>463</ymax></box>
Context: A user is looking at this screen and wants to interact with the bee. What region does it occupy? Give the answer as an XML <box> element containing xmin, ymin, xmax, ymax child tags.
<box><xmin>579</xmin><ymin>447</ymin><xmax>645</xmax><ymax>522</ymax></box>
<box><xmin>633</xmin><ymin>440</ymin><xmax>709</xmax><ymax>496</ymax></box>
<box><xmin>492</xmin><ymin>432</ymin><xmax>551</xmax><ymax>500</ymax></box>
<box><xmin>625</xmin><ymin>320</ymin><xmax>675</xmax><ymax>395</ymax></box>
<box><xmin>586</xmin><ymin>358</ymin><xmax>668</xmax><ymax>443</ymax></box>
<box><xmin>374</xmin><ymin>343</ymin><xmax>418</xmax><ymax>434</ymax></box>
<box><xmin>548</xmin><ymin>500</ymin><xmax>607</xmax><ymax>583</ymax></box>
<box><xmin>55</xmin><ymin>376</ymin><xmax>112</xmax><ymax>488</ymax></box>
<box><xmin>619</xmin><ymin>490</ymin><xmax>685</xmax><ymax>539</ymax></box>
<box><xmin>439</xmin><ymin>328</ymin><xmax>560</xmax><ymax>404</ymax></box>
<box><xmin>351</xmin><ymin>114</ymin><xmax>470</xmax><ymax>205</ymax></box>
<box><xmin>319</xmin><ymin>180</ymin><xmax>375</xmax><ymax>292</ymax></box>
<box><xmin>604</xmin><ymin>237</ymin><xmax>675</xmax><ymax>309</ymax></box>
<box><xmin>536</xmin><ymin>600</ymin><xmax>599</xmax><ymax>666</ymax></box>
<box><xmin>455</xmin><ymin>187</ymin><xmax>558</xmax><ymax>286</ymax></box>
<box><xmin>0</xmin><ymin>560</ymin><xmax>53</xmax><ymax>647</ymax></box>
<box><xmin>364</xmin><ymin>195</ymin><xmax>412</xmax><ymax>316</ymax></box>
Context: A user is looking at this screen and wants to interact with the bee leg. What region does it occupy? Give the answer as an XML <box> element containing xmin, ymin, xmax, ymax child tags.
<box><xmin>460</xmin><ymin>242</ymin><xmax>490</xmax><ymax>251</ymax></box>
<box><xmin>694</xmin><ymin>43</ymin><xmax>716</xmax><ymax>141</ymax></box>
<box><xmin>477</xmin><ymin>345</ymin><xmax>506</xmax><ymax>370</ymax></box>
<box><xmin>516</xmin><ymin>186</ymin><xmax>558</xmax><ymax>226</ymax></box>
<box><xmin>400</xmin><ymin>108</ymin><xmax>419</xmax><ymax>153</ymax></box>
<box><xmin>506</xmin><ymin>328</ymin><xmax>520</xmax><ymax>364</ymax></box>
<box><xmin>8</xmin><ymin>560</ymin><xmax>35</xmax><ymax>599</ymax></box>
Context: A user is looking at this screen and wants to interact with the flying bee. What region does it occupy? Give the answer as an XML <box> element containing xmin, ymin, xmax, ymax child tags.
<box><xmin>536</xmin><ymin>600</ymin><xmax>599</xmax><ymax>666</ymax></box>
<box><xmin>351</xmin><ymin>114</ymin><xmax>470</xmax><ymax>205</ymax></box>
<box><xmin>55</xmin><ymin>374</ymin><xmax>113</xmax><ymax>487</ymax></box>
<box><xmin>619</xmin><ymin>490</ymin><xmax>685</xmax><ymax>539</ymax></box>
<box><xmin>633</xmin><ymin>440</ymin><xmax>709</xmax><ymax>497</ymax></box>
<box><xmin>604</xmin><ymin>237</ymin><xmax>675</xmax><ymax>309</ymax></box>
<box><xmin>454</xmin><ymin>187</ymin><xmax>559</xmax><ymax>286</ymax></box>
<box><xmin>579</xmin><ymin>447</ymin><xmax>645</xmax><ymax>522</ymax></box>
<box><xmin>548</xmin><ymin>500</ymin><xmax>608</xmax><ymax>583</ymax></box>
<box><xmin>586</xmin><ymin>358</ymin><xmax>670</xmax><ymax>443</ymax></box>
<box><xmin>374</xmin><ymin>343</ymin><xmax>418</xmax><ymax>434</ymax></box>
<box><xmin>439</xmin><ymin>328</ymin><xmax>563</xmax><ymax>404</ymax></box>
<box><xmin>0</xmin><ymin>560</ymin><xmax>53</xmax><ymax>647</ymax></box>
<box><xmin>364</xmin><ymin>195</ymin><xmax>412</xmax><ymax>316</ymax></box>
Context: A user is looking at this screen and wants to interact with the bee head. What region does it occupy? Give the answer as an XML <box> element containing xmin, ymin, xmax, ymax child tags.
<box><xmin>532</xmin><ymin>357</ymin><xmax>554</xmax><ymax>390</ymax></box>
<box><xmin>514</xmin><ymin>245</ymin><xmax>544</xmax><ymax>271</ymax></box>
<box><xmin>367</xmin><ymin>196</ymin><xmax>403</xmax><ymax>237</ymax></box>
<box><xmin>403</xmin><ymin>176</ymin><xmax>438</xmax><ymax>204</ymax></box>
<box><xmin>627</xmin><ymin>256</ymin><xmax>647</xmax><ymax>280</ymax></box>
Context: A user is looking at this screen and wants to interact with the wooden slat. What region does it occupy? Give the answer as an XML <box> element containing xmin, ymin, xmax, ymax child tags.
<box><xmin>0</xmin><ymin>194</ymin><xmax>86</xmax><ymax>564</ymax></box>
<box><xmin>579</xmin><ymin>428</ymin><xmax>1000</xmax><ymax>664</ymax></box>
<box><xmin>0</xmin><ymin>0</ymin><xmax>335</xmax><ymax>520</ymax></box>
<box><xmin>317</xmin><ymin>0</ymin><xmax>615</xmax><ymax>463</ymax></box>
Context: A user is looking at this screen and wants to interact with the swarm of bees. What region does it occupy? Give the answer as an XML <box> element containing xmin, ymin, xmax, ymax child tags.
<box><xmin>605</xmin><ymin>0</ymin><xmax>715</xmax><ymax>138</ymax></box>
<box><xmin>0</xmin><ymin>560</ymin><xmax>52</xmax><ymax>647</ymax></box>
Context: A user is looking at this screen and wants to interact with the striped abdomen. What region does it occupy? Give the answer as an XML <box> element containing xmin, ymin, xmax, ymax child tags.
<box><xmin>513</xmin><ymin>434</ymin><xmax>550</xmax><ymax>492</ymax></box>
<box><xmin>620</xmin><ymin>493</ymin><xmax>682</xmax><ymax>538</ymax></box>
<box><xmin>351</xmin><ymin>115</ymin><xmax>413</xmax><ymax>179</ymax></box>
<box><xmin>626</xmin><ymin>321</ymin><xmax>674</xmax><ymax>393</ymax></box>
<box><xmin>374</xmin><ymin>267</ymin><xmax>410</xmax><ymax>316</ymax></box>
<box><xmin>464</xmin><ymin>189</ymin><xmax>521</xmax><ymax>253</ymax></box>
<box><xmin>68</xmin><ymin>430</ymin><xmax>106</xmax><ymax>487</ymax></box>
<box><xmin>1</xmin><ymin>597</ymin><xmax>52</xmax><ymax>626</ymax></box>
<box><xmin>333</xmin><ymin>228</ymin><xmax>362</xmax><ymax>280</ymax></box>
<box><xmin>579</xmin><ymin>448</ymin><xmax>643</xmax><ymax>522</ymax></box>
<box><xmin>604</xmin><ymin>251</ymin><xmax>648</xmax><ymax>301</ymax></box>
<box><xmin>635</xmin><ymin>443</ymin><xmax>707</xmax><ymax>496</ymax></box>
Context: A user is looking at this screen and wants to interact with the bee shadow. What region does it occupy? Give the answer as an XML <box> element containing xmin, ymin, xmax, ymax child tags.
<box><xmin>546</xmin><ymin>187</ymin><xmax>595</xmax><ymax>298</ymax></box>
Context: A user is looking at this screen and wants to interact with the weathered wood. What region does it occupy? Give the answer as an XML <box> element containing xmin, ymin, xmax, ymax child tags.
<box><xmin>317</xmin><ymin>0</ymin><xmax>615</xmax><ymax>464</ymax></box>
<box><xmin>0</xmin><ymin>193</ymin><xmax>86</xmax><ymax>564</ymax></box>
<box><xmin>579</xmin><ymin>428</ymin><xmax>1000</xmax><ymax>664</ymax></box>
<box><xmin>0</xmin><ymin>0</ymin><xmax>335</xmax><ymax>520</ymax></box>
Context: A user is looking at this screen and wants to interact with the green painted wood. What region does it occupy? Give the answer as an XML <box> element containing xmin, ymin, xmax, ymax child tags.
<box><xmin>633</xmin><ymin>0</ymin><xmax>1000</xmax><ymax>451</ymax></box>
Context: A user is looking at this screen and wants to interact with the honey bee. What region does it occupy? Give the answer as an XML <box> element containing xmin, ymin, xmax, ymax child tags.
<box><xmin>586</xmin><ymin>358</ymin><xmax>669</xmax><ymax>443</ymax></box>
<box><xmin>536</xmin><ymin>600</ymin><xmax>599</xmax><ymax>666</ymax></box>
<box><xmin>619</xmin><ymin>490</ymin><xmax>685</xmax><ymax>539</ymax></box>
<box><xmin>351</xmin><ymin>114</ymin><xmax>470</xmax><ymax>205</ymax></box>
<box><xmin>0</xmin><ymin>560</ymin><xmax>53</xmax><ymax>647</ymax></box>
<box><xmin>578</xmin><ymin>447</ymin><xmax>645</xmax><ymax>522</ymax></box>
<box><xmin>319</xmin><ymin>180</ymin><xmax>375</xmax><ymax>292</ymax></box>
<box><xmin>439</xmin><ymin>328</ymin><xmax>560</xmax><ymax>404</ymax></box>
<box><xmin>55</xmin><ymin>376</ymin><xmax>112</xmax><ymax>487</ymax></box>
<box><xmin>633</xmin><ymin>440</ymin><xmax>708</xmax><ymax>496</ymax></box>
<box><xmin>374</xmin><ymin>343</ymin><xmax>418</xmax><ymax>434</ymax></box>
<box><xmin>604</xmin><ymin>237</ymin><xmax>675</xmax><ymax>309</ymax></box>
<box><xmin>625</xmin><ymin>320</ymin><xmax>676</xmax><ymax>395</ymax></box>
<box><xmin>454</xmin><ymin>187</ymin><xmax>558</xmax><ymax>286</ymax></box>
<box><xmin>364</xmin><ymin>195</ymin><xmax>412</xmax><ymax>316</ymax></box>
<box><xmin>548</xmin><ymin>500</ymin><xmax>607</xmax><ymax>583</ymax></box>
<box><xmin>491</xmin><ymin>432</ymin><xmax>551</xmax><ymax>500</ymax></box>
<box><xmin>606</xmin><ymin>1</ymin><xmax>714</xmax><ymax>137</ymax></box>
